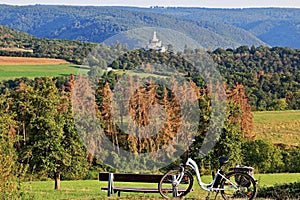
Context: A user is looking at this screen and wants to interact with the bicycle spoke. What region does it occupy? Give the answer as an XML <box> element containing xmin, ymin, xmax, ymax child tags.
<box><xmin>220</xmin><ymin>172</ymin><xmax>257</xmax><ymax>200</ymax></box>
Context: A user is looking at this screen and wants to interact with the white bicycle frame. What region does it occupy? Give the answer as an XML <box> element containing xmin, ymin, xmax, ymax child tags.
<box><xmin>174</xmin><ymin>158</ymin><xmax>239</xmax><ymax>192</ymax></box>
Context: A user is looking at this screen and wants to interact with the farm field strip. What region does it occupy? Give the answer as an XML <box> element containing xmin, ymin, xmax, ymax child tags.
<box><xmin>0</xmin><ymin>56</ymin><xmax>69</xmax><ymax>65</ymax></box>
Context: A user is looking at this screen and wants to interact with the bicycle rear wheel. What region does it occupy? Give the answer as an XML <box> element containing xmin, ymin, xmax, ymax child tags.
<box><xmin>158</xmin><ymin>169</ymin><xmax>193</xmax><ymax>199</ymax></box>
<box><xmin>220</xmin><ymin>171</ymin><xmax>257</xmax><ymax>200</ymax></box>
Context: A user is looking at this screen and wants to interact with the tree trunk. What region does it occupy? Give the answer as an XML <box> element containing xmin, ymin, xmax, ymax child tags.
<box><xmin>23</xmin><ymin>121</ymin><xmax>26</xmax><ymax>145</ymax></box>
<box><xmin>54</xmin><ymin>171</ymin><xmax>60</xmax><ymax>190</ymax></box>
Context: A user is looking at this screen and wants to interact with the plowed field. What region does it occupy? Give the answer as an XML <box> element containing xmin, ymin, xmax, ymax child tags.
<box><xmin>0</xmin><ymin>56</ymin><xmax>69</xmax><ymax>65</ymax></box>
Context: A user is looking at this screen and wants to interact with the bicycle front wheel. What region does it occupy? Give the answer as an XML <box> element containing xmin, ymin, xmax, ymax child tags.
<box><xmin>220</xmin><ymin>171</ymin><xmax>257</xmax><ymax>200</ymax></box>
<box><xmin>158</xmin><ymin>168</ymin><xmax>193</xmax><ymax>199</ymax></box>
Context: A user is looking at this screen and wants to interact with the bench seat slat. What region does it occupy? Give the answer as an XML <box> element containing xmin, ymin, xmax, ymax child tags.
<box><xmin>101</xmin><ymin>186</ymin><xmax>186</xmax><ymax>193</ymax></box>
<box><xmin>102</xmin><ymin>186</ymin><xmax>158</xmax><ymax>193</ymax></box>
<box><xmin>99</xmin><ymin>173</ymin><xmax>163</xmax><ymax>183</ymax></box>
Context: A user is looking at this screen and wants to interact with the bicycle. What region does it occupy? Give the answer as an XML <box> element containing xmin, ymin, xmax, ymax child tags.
<box><xmin>158</xmin><ymin>155</ymin><xmax>257</xmax><ymax>199</ymax></box>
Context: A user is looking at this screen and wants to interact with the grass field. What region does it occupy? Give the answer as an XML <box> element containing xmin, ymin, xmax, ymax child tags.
<box><xmin>23</xmin><ymin>173</ymin><xmax>300</xmax><ymax>199</ymax></box>
<box><xmin>0</xmin><ymin>56</ymin><xmax>90</xmax><ymax>81</ymax></box>
<box><xmin>0</xmin><ymin>64</ymin><xmax>88</xmax><ymax>81</ymax></box>
<box><xmin>253</xmin><ymin>110</ymin><xmax>300</xmax><ymax>146</ymax></box>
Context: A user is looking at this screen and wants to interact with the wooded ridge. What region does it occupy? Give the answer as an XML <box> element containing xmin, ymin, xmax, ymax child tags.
<box><xmin>2</xmin><ymin>5</ymin><xmax>300</xmax><ymax>48</ymax></box>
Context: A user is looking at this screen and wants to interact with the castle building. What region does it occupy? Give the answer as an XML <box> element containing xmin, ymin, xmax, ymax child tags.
<box><xmin>146</xmin><ymin>31</ymin><xmax>166</xmax><ymax>52</ymax></box>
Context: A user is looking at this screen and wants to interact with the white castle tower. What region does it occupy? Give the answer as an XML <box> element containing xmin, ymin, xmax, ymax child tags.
<box><xmin>146</xmin><ymin>31</ymin><xmax>166</xmax><ymax>52</ymax></box>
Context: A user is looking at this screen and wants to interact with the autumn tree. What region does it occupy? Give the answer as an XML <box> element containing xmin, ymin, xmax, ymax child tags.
<box><xmin>0</xmin><ymin>91</ymin><xmax>25</xmax><ymax>198</ymax></box>
<box><xmin>227</xmin><ymin>83</ymin><xmax>254</xmax><ymax>139</ymax></box>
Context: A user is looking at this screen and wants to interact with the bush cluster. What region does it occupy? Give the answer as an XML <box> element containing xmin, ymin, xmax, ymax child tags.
<box><xmin>257</xmin><ymin>182</ymin><xmax>300</xmax><ymax>199</ymax></box>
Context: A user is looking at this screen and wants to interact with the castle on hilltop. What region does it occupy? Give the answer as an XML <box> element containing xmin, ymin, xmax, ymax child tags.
<box><xmin>146</xmin><ymin>31</ymin><xmax>166</xmax><ymax>52</ymax></box>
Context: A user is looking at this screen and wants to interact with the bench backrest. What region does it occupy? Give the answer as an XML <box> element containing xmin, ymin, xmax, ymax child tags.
<box><xmin>99</xmin><ymin>172</ymin><xmax>163</xmax><ymax>183</ymax></box>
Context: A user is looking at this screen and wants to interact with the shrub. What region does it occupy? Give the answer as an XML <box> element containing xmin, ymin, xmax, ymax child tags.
<box><xmin>257</xmin><ymin>182</ymin><xmax>300</xmax><ymax>200</ymax></box>
<box><xmin>281</xmin><ymin>146</ymin><xmax>300</xmax><ymax>173</ymax></box>
<box><xmin>242</xmin><ymin>140</ymin><xmax>284</xmax><ymax>173</ymax></box>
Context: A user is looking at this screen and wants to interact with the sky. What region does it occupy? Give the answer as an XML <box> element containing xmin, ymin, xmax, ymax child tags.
<box><xmin>1</xmin><ymin>0</ymin><xmax>300</xmax><ymax>8</ymax></box>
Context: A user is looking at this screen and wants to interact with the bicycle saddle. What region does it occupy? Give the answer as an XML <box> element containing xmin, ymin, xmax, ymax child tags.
<box><xmin>219</xmin><ymin>156</ymin><xmax>229</xmax><ymax>165</ymax></box>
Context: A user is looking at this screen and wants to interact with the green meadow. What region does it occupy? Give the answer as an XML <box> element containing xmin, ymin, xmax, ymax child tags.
<box><xmin>22</xmin><ymin>173</ymin><xmax>300</xmax><ymax>199</ymax></box>
<box><xmin>0</xmin><ymin>64</ymin><xmax>88</xmax><ymax>81</ymax></box>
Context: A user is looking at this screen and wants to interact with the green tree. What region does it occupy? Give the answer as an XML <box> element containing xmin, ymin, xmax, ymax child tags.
<box><xmin>9</xmin><ymin>82</ymin><xmax>35</xmax><ymax>146</ymax></box>
<box><xmin>270</xmin><ymin>98</ymin><xmax>288</xmax><ymax>111</ymax></box>
<box><xmin>13</xmin><ymin>77</ymin><xmax>88</xmax><ymax>190</ymax></box>
<box><xmin>242</xmin><ymin>140</ymin><xmax>284</xmax><ymax>173</ymax></box>
<box><xmin>204</xmin><ymin>102</ymin><xmax>243</xmax><ymax>172</ymax></box>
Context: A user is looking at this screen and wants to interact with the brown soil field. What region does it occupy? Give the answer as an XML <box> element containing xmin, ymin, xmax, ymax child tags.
<box><xmin>0</xmin><ymin>56</ymin><xmax>70</xmax><ymax>65</ymax></box>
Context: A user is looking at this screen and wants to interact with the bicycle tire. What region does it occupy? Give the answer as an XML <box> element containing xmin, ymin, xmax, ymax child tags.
<box><xmin>220</xmin><ymin>171</ymin><xmax>257</xmax><ymax>200</ymax></box>
<box><xmin>158</xmin><ymin>168</ymin><xmax>193</xmax><ymax>199</ymax></box>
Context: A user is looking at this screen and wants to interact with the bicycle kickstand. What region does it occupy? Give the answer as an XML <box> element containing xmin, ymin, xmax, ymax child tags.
<box><xmin>205</xmin><ymin>192</ymin><xmax>210</xmax><ymax>200</ymax></box>
<box><xmin>214</xmin><ymin>191</ymin><xmax>220</xmax><ymax>200</ymax></box>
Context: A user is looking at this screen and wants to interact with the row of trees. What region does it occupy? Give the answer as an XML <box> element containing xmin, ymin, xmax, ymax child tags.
<box><xmin>93</xmin><ymin>46</ymin><xmax>300</xmax><ymax>111</ymax></box>
<box><xmin>0</xmin><ymin>70</ymin><xmax>246</xmax><ymax>174</ymax></box>
<box><xmin>0</xmin><ymin>75</ymin><xmax>248</xmax><ymax>176</ymax></box>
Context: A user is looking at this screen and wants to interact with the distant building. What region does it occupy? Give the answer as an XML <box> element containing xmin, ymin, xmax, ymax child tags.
<box><xmin>146</xmin><ymin>31</ymin><xmax>166</xmax><ymax>52</ymax></box>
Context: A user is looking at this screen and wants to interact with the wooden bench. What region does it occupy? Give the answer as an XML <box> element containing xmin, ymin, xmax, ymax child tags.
<box><xmin>99</xmin><ymin>172</ymin><xmax>182</xmax><ymax>197</ymax></box>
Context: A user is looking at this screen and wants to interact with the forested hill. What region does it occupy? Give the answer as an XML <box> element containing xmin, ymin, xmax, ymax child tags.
<box><xmin>212</xmin><ymin>46</ymin><xmax>300</xmax><ymax>110</ymax></box>
<box><xmin>142</xmin><ymin>7</ymin><xmax>300</xmax><ymax>48</ymax></box>
<box><xmin>0</xmin><ymin>26</ymin><xmax>96</xmax><ymax>64</ymax></box>
<box><xmin>0</xmin><ymin>5</ymin><xmax>265</xmax><ymax>49</ymax></box>
<box><xmin>1</xmin><ymin>5</ymin><xmax>300</xmax><ymax>48</ymax></box>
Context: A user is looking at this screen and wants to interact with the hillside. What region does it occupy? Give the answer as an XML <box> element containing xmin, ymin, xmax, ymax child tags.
<box><xmin>0</xmin><ymin>5</ymin><xmax>265</xmax><ymax>49</ymax></box>
<box><xmin>212</xmin><ymin>46</ymin><xmax>300</xmax><ymax>110</ymax></box>
<box><xmin>1</xmin><ymin>6</ymin><xmax>300</xmax><ymax>48</ymax></box>
<box><xmin>143</xmin><ymin>7</ymin><xmax>300</xmax><ymax>48</ymax></box>
<box><xmin>0</xmin><ymin>25</ymin><xmax>96</xmax><ymax>64</ymax></box>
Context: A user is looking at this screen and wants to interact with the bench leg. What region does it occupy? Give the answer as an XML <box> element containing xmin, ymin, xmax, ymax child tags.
<box><xmin>118</xmin><ymin>191</ymin><xmax>121</xmax><ymax>197</ymax></box>
<box><xmin>108</xmin><ymin>173</ymin><xmax>114</xmax><ymax>197</ymax></box>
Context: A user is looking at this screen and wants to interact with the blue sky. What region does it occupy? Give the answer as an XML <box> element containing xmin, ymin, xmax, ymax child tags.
<box><xmin>1</xmin><ymin>0</ymin><xmax>300</xmax><ymax>8</ymax></box>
